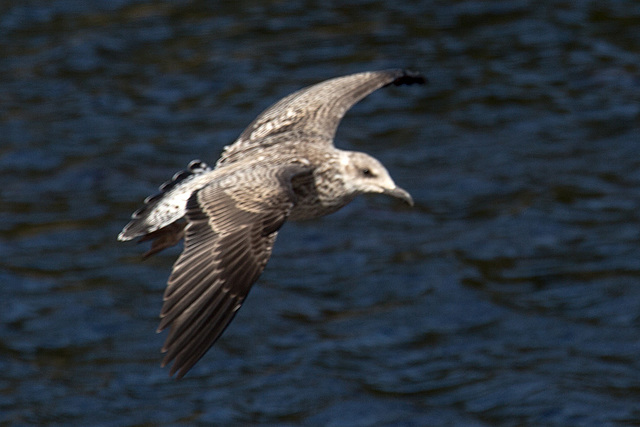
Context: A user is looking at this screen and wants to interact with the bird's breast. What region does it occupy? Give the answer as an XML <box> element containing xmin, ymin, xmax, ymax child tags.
<box><xmin>288</xmin><ymin>174</ymin><xmax>355</xmax><ymax>221</ymax></box>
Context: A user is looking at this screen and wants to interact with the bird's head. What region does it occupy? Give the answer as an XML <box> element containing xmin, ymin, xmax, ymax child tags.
<box><xmin>338</xmin><ymin>151</ymin><xmax>413</xmax><ymax>206</ymax></box>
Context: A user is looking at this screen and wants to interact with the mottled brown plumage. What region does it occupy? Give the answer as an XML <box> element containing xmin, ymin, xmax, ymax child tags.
<box><xmin>118</xmin><ymin>69</ymin><xmax>425</xmax><ymax>378</ymax></box>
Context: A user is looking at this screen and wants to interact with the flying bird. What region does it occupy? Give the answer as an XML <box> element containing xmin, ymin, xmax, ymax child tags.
<box><xmin>118</xmin><ymin>69</ymin><xmax>425</xmax><ymax>378</ymax></box>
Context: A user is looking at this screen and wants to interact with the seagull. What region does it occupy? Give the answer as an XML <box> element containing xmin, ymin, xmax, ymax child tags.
<box><xmin>118</xmin><ymin>69</ymin><xmax>425</xmax><ymax>378</ymax></box>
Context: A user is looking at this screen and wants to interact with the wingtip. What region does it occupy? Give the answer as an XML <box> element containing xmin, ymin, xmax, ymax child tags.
<box><xmin>163</xmin><ymin>358</ymin><xmax>187</xmax><ymax>379</ymax></box>
<box><xmin>392</xmin><ymin>69</ymin><xmax>427</xmax><ymax>86</ymax></box>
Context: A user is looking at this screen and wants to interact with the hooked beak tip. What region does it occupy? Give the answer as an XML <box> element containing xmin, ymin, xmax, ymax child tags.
<box><xmin>386</xmin><ymin>186</ymin><xmax>414</xmax><ymax>207</ymax></box>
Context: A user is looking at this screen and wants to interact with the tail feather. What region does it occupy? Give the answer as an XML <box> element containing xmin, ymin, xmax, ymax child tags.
<box><xmin>118</xmin><ymin>160</ymin><xmax>212</xmax><ymax>242</ymax></box>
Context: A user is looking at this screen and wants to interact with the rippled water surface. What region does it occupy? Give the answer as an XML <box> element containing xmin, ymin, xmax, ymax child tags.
<box><xmin>2</xmin><ymin>0</ymin><xmax>639</xmax><ymax>425</ymax></box>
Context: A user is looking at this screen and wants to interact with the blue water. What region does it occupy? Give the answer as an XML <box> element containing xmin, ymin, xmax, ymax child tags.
<box><xmin>1</xmin><ymin>0</ymin><xmax>639</xmax><ymax>425</ymax></box>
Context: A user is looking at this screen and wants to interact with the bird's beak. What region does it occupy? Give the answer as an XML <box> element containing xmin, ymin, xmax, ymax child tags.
<box><xmin>384</xmin><ymin>186</ymin><xmax>414</xmax><ymax>206</ymax></box>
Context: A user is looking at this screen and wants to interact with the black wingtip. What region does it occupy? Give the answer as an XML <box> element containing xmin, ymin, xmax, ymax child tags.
<box><xmin>392</xmin><ymin>69</ymin><xmax>427</xmax><ymax>86</ymax></box>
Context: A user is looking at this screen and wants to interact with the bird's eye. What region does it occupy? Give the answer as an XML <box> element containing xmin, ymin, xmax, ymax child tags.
<box><xmin>362</xmin><ymin>168</ymin><xmax>374</xmax><ymax>177</ymax></box>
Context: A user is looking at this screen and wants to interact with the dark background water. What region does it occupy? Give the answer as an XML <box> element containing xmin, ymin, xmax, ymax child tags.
<box><xmin>1</xmin><ymin>0</ymin><xmax>639</xmax><ymax>425</ymax></box>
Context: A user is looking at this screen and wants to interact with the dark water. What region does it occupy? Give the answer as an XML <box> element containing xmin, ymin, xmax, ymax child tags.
<box><xmin>1</xmin><ymin>0</ymin><xmax>639</xmax><ymax>425</ymax></box>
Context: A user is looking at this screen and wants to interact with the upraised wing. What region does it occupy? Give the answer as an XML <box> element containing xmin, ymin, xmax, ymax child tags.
<box><xmin>217</xmin><ymin>69</ymin><xmax>425</xmax><ymax>166</ymax></box>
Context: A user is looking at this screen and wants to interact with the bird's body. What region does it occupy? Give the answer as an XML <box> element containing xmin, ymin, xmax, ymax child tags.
<box><xmin>119</xmin><ymin>69</ymin><xmax>425</xmax><ymax>378</ymax></box>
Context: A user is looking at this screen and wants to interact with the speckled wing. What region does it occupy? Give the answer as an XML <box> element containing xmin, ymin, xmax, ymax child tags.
<box><xmin>158</xmin><ymin>161</ymin><xmax>312</xmax><ymax>378</ymax></box>
<box><xmin>217</xmin><ymin>69</ymin><xmax>425</xmax><ymax>166</ymax></box>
